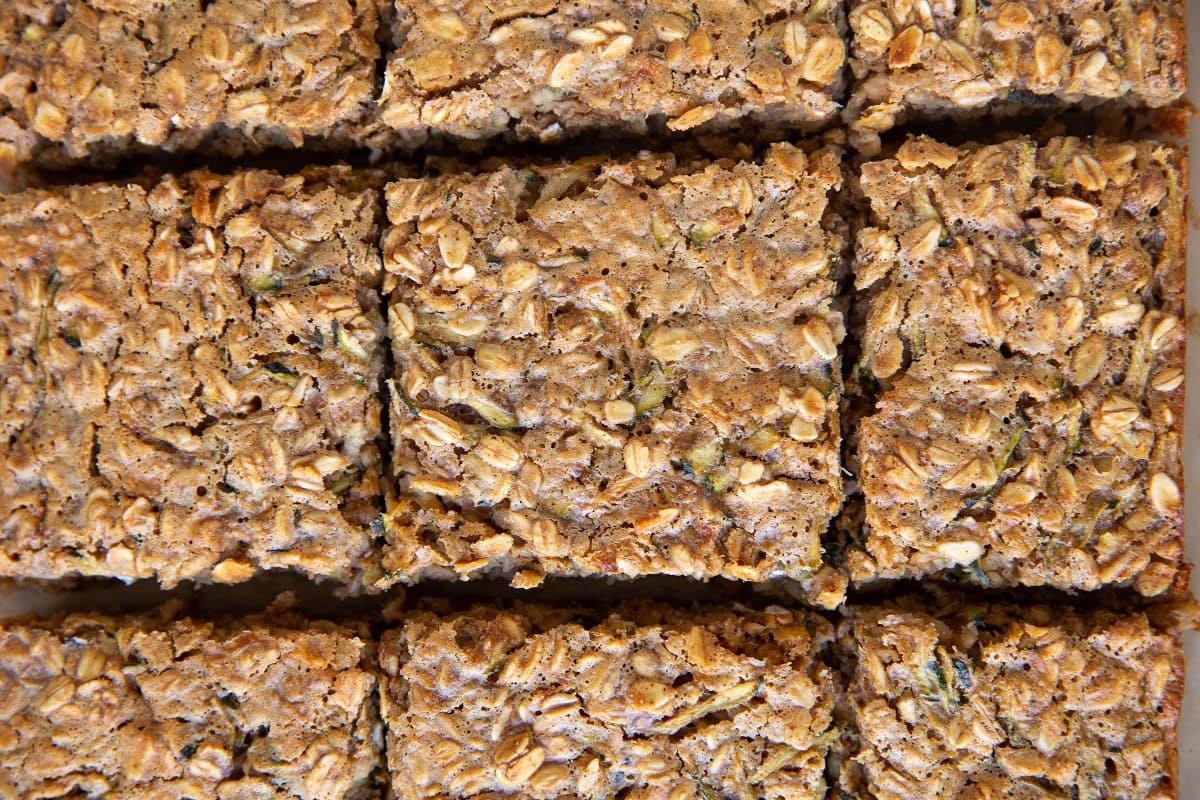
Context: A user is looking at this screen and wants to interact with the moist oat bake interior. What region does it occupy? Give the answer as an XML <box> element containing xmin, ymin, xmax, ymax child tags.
<box><xmin>0</xmin><ymin>166</ymin><xmax>384</xmax><ymax>588</ymax></box>
<box><xmin>380</xmin><ymin>601</ymin><xmax>839</xmax><ymax>799</ymax></box>
<box><xmin>379</xmin><ymin>144</ymin><xmax>848</xmax><ymax>598</ymax></box>
<box><xmin>370</xmin><ymin>0</ymin><xmax>848</xmax><ymax>149</ymax></box>
<box><xmin>853</xmin><ymin>135</ymin><xmax>1186</xmax><ymax>597</ymax></box>
<box><xmin>841</xmin><ymin>599</ymin><xmax>1184</xmax><ymax>800</ymax></box>
<box><xmin>845</xmin><ymin>0</ymin><xmax>1187</xmax><ymax>154</ymax></box>
<box><xmin>0</xmin><ymin>0</ymin><xmax>379</xmax><ymax>173</ymax></box>
<box><xmin>0</xmin><ymin>606</ymin><xmax>382</xmax><ymax>799</ymax></box>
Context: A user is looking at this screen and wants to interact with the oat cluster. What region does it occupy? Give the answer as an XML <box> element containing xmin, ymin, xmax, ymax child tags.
<box><xmin>373</xmin><ymin>0</ymin><xmax>846</xmax><ymax>147</ymax></box>
<box><xmin>845</xmin><ymin>0</ymin><xmax>1186</xmax><ymax>154</ymax></box>
<box><xmin>0</xmin><ymin>0</ymin><xmax>379</xmax><ymax>171</ymax></box>
<box><xmin>843</xmin><ymin>602</ymin><xmax>1183</xmax><ymax>800</ymax></box>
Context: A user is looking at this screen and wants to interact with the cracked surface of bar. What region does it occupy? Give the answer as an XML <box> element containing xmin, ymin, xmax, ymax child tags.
<box><xmin>841</xmin><ymin>599</ymin><xmax>1184</xmax><ymax>800</ymax></box>
<box><xmin>371</xmin><ymin>0</ymin><xmax>847</xmax><ymax>149</ymax></box>
<box><xmin>844</xmin><ymin>0</ymin><xmax>1187</xmax><ymax>154</ymax></box>
<box><xmin>0</xmin><ymin>0</ymin><xmax>379</xmax><ymax>173</ymax></box>
<box><xmin>0</xmin><ymin>167</ymin><xmax>384</xmax><ymax>588</ymax></box>
<box><xmin>380</xmin><ymin>601</ymin><xmax>838</xmax><ymax>799</ymax></box>
<box><xmin>380</xmin><ymin>145</ymin><xmax>846</xmax><ymax>597</ymax></box>
<box><xmin>853</xmin><ymin>135</ymin><xmax>1186</xmax><ymax>596</ymax></box>
<box><xmin>0</xmin><ymin>607</ymin><xmax>382</xmax><ymax>799</ymax></box>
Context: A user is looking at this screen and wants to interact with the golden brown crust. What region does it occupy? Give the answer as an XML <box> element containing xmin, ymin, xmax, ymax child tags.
<box><xmin>854</xmin><ymin>136</ymin><xmax>1186</xmax><ymax>596</ymax></box>
<box><xmin>842</xmin><ymin>600</ymin><xmax>1184</xmax><ymax>800</ymax></box>
<box><xmin>0</xmin><ymin>608</ymin><xmax>382</xmax><ymax>799</ymax></box>
<box><xmin>371</xmin><ymin>0</ymin><xmax>847</xmax><ymax>148</ymax></box>
<box><xmin>0</xmin><ymin>167</ymin><xmax>384</xmax><ymax>588</ymax></box>
<box><xmin>845</xmin><ymin>0</ymin><xmax>1188</xmax><ymax>154</ymax></box>
<box><xmin>380</xmin><ymin>601</ymin><xmax>838</xmax><ymax>799</ymax></box>
<box><xmin>379</xmin><ymin>145</ymin><xmax>847</xmax><ymax>594</ymax></box>
<box><xmin>0</xmin><ymin>0</ymin><xmax>379</xmax><ymax>171</ymax></box>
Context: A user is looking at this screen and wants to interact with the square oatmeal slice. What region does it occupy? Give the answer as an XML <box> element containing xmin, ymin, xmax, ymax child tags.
<box><xmin>0</xmin><ymin>166</ymin><xmax>385</xmax><ymax>588</ymax></box>
<box><xmin>0</xmin><ymin>606</ymin><xmax>382</xmax><ymax>798</ymax></box>
<box><xmin>380</xmin><ymin>145</ymin><xmax>847</xmax><ymax>599</ymax></box>
<box><xmin>0</xmin><ymin>0</ymin><xmax>379</xmax><ymax>174</ymax></box>
<box><xmin>841</xmin><ymin>598</ymin><xmax>1184</xmax><ymax>800</ymax></box>
<box><xmin>381</xmin><ymin>601</ymin><xmax>839</xmax><ymax>798</ymax></box>
<box><xmin>371</xmin><ymin>0</ymin><xmax>847</xmax><ymax>148</ymax></box>
<box><xmin>853</xmin><ymin>135</ymin><xmax>1186</xmax><ymax>596</ymax></box>
<box><xmin>845</xmin><ymin>0</ymin><xmax>1186</xmax><ymax>154</ymax></box>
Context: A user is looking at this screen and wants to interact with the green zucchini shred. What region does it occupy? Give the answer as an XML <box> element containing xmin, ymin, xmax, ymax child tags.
<box><xmin>468</xmin><ymin>396</ymin><xmax>519</xmax><ymax>428</ymax></box>
<box><xmin>263</xmin><ymin>362</ymin><xmax>299</xmax><ymax>386</ymax></box>
<box><xmin>248</xmin><ymin>273</ymin><xmax>284</xmax><ymax>292</ymax></box>
<box><xmin>325</xmin><ymin>468</ymin><xmax>359</xmax><ymax>496</ymax></box>
<box><xmin>687</xmin><ymin>222</ymin><xmax>717</xmax><ymax>247</ymax></box>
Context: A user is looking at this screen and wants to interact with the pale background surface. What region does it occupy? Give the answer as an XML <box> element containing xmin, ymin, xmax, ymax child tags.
<box><xmin>0</xmin><ymin>20</ymin><xmax>1198</xmax><ymax>795</ymax></box>
<box><xmin>1178</xmin><ymin>2</ymin><xmax>1198</xmax><ymax>795</ymax></box>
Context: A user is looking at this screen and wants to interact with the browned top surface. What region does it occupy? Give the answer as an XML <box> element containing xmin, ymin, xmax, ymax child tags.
<box><xmin>380</xmin><ymin>145</ymin><xmax>846</xmax><ymax>594</ymax></box>
<box><xmin>0</xmin><ymin>167</ymin><xmax>384</xmax><ymax>588</ymax></box>
<box><xmin>855</xmin><ymin>136</ymin><xmax>1185</xmax><ymax>596</ymax></box>
<box><xmin>0</xmin><ymin>0</ymin><xmax>378</xmax><ymax>168</ymax></box>
<box><xmin>381</xmin><ymin>601</ymin><xmax>837</xmax><ymax>799</ymax></box>
<box><xmin>0</xmin><ymin>608</ymin><xmax>381</xmax><ymax>799</ymax></box>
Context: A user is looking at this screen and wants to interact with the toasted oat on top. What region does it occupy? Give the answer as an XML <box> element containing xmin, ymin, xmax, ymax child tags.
<box><xmin>844</xmin><ymin>0</ymin><xmax>1186</xmax><ymax>154</ymax></box>
<box><xmin>852</xmin><ymin>136</ymin><xmax>1186</xmax><ymax>596</ymax></box>
<box><xmin>0</xmin><ymin>606</ymin><xmax>382</xmax><ymax>799</ymax></box>
<box><xmin>380</xmin><ymin>601</ymin><xmax>838</xmax><ymax>799</ymax></box>
<box><xmin>379</xmin><ymin>145</ymin><xmax>847</xmax><ymax>597</ymax></box>
<box><xmin>841</xmin><ymin>600</ymin><xmax>1184</xmax><ymax>800</ymax></box>
<box><xmin>0</xmin><ymin>167</ymin><xmax>384</xmax><ymax>588</ymax></box>
<box><xmin>0</xmin><ymin>0</ymin><xmax>379</xmax><ymax>173</ymax></box>
<box><xmin>371</xmin><ymin>0</ymin><xmax>847</xmax><ymax>148</ymax></box>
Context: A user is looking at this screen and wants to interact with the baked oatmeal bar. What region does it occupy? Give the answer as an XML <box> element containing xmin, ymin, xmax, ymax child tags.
<box><xmin>853</xmin><ymin>136</ymin><xmax>1186</xmax><ymax>596</ymax></box>
<box><xmin>380</xmin><ymin>602</ymin><xmax>839</xmax><ymax>799</ymax></box>
<box><xmin>380</xmin><ymin>144</ymin><xmax>847</xmax><ymax>598</ymax></box>
<box><xmin>373</xmin><ymin>0</ymin><xmax>847</xmax><ymax>148</ymax></box>
<box><xmin>0</xmin><ymin>606</ymin><xmax>382</xmax><ymax>799</ymax></box>
<box><xmin>0</xmin><ymin>0</ymin><xmax>378</xmax><ymax>172</ymax></box>
<box><xmin>845</xmin><ymin>0</ymin><xmax>1187</xmax><ymax>154</ymax></box>
<box><xmin>0</xmin><ymin>166</ymin><xmax>385</xmax><ymax>588</ymax></box>
<box><xmin>841</xmin><ymin>600</ymin><xmax>1184</xmax><ymax>800</ymax></box>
